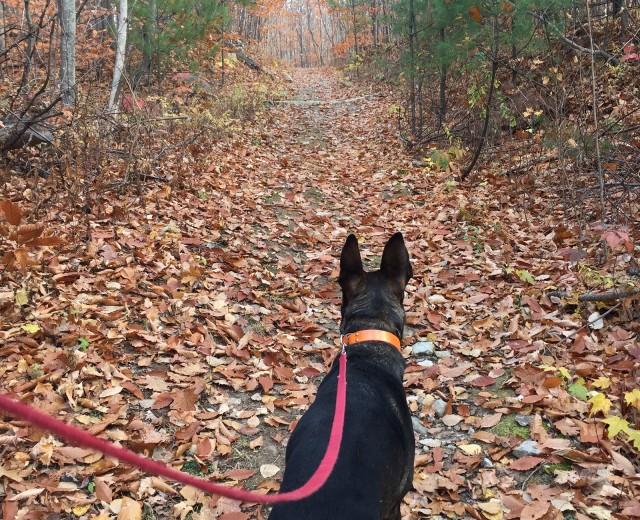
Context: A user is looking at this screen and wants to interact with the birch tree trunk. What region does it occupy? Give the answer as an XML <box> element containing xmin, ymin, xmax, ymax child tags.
<box><xmin>107</xmin><ymin>0</ymin><xmax>127</xmax><ymax>112</ymax></box>
<box><xmin>0</xmin><ymin>1</ymin><xmax>5</xmax><ymax>53</ymax></box>
<box><xmin>58</xmin><ymin>0</ymin><xmax>76</xmax><ymax>106</ymax></box>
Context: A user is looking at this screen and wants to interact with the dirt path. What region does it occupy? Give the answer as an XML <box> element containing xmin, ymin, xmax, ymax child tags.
<box><xmin>207</xmin><ymin>69</ymin><xmax>490</xmax><ymax>517</ymax></box>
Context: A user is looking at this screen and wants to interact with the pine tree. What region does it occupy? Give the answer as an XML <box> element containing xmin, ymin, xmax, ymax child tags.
<box><xmin>129</xmin><ymin>0</ymin><xmax>229</xmax><ymax>81</ymax></box>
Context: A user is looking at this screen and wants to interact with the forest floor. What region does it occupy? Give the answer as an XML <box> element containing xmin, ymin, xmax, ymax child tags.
<box><xmin>1</xmin><ymin>68</ymin><xmax>639</xmax><ymax>520</ymax></box>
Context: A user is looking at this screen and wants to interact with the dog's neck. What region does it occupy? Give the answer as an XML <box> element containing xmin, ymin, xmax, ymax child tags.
<box><xmin>342</xmin><ymin>329</ymin><xmax>401</xmax><ymax>352</ymax></box>
<box><xmin>340</xmin><ymin>319</ymin><xmax>403</xmax><ymax>339</ymax></box>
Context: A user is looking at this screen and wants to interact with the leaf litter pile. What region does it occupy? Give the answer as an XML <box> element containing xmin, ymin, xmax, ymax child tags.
<box><xmin>1</xmin><ymin>69</ymin><xmax>640</xmax><ymax>519</ymax></box>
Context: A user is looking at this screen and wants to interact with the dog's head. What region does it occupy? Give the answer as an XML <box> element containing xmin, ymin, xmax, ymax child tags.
<box><xmin>338</xmin><ymin>232</ymin><xmax>412</xmax><ymax>337</ymax></box>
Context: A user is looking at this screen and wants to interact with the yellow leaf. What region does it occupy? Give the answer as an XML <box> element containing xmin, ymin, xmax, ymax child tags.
<box><xmin>602</xmin><ymin>416</ymin><xmax>630</xmax><ymax>438</ymax></box>
<box><xmin>0</xmin><ymin>465</ymin><xmax>23</xmax><ymax>482</ymax></box>
<box><xmin>589</xmin><ymin>393</ymin><xmax>612</xmax><ymax>417</ymax></box>
<box><xmin>21</xmin><ymin>323</ymin><xmax>40</xmax><ymax>334</ymax></box>
<box><xmin>72</xmin><ymin>504</ymin><xmax>91</xmax><ymax>516</ymax></box>
<box><xmin>626</xmin><ymin>428</ymin><xmax>640</xmax><ymax>450</ymax></box>
<box><xmin>591</xmin><ymin>377</ymin><xmax>611</xmax><ymax>390</ymax></box>
<box><xmin>478</xmin><ymin>499</ymin><xmax>504</xmax><ymax>520</ymax></box>
<box><xmin>624</xmin><ymin>389</ymin><xmax>640</xmax><ymax>410</ymax></box>
<box><xmin>459</xmin><ymin>444</ymin><xmax>483</xmax><ymax>456</ymax></box>
<box><xmin>558</xmin><ymin>367</ymin><xmax>571</xmax><ymax>379</ymax></box>
<box><xmin>542</xmin><ymin>76</ymin><xmax>550</xmax><ymax>85</ymax></box>
<box><xmin>15</xmin><ymin>289</ymin><xmax>28</xmax><ymax>306</ymax></box>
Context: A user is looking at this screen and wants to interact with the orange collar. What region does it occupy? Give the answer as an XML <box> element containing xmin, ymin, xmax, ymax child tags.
<box><xmin>341</xmin><ymin>329</ymin><xmax>402</xmax><ymax>353</ymax></box>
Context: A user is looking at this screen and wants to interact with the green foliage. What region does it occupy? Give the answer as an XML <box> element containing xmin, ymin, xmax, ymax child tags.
<box><xmin>389</xmin><ymin>0</ymin><xmax>573</xmax><ymax>134</ymax></box>
<box><xmin>129</xmin><ymin>0</ymin><xmax>230</xmax><ymax>74</ymax></box>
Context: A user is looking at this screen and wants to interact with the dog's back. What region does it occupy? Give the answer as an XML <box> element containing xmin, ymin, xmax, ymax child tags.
<box><xmin>269</xmin><ymin>233</ymin><xmax>415</xmax><ymax>520</ymax></box>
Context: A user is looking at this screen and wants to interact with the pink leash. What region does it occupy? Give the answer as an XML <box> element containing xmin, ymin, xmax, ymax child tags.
<box><xmin>0</xmin><ymin>351</ymin><xmax>347</xmax><ymax>504</ymax></box>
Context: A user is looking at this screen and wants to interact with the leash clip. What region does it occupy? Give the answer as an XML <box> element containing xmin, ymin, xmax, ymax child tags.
<box><xmin>340</xmin><ymin>334</ymin><xmax>346</xmax><ymax>354</ymax></box>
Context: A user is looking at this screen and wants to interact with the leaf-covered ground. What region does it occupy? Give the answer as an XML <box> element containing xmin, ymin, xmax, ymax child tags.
<box><xmin>1</xmin><ymin>68</ymin><xmax>639</xmax><ymax>520</ymax></box>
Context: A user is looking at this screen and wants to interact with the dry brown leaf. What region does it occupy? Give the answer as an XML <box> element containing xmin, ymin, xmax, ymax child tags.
<box><xmin>118</xmin><ymin>497</ymin><xmax>142</xmax><ymax>520</ymax></box>
<box><xmin>0</xmin><ymin>200</ymin><xmax>22</xmax><ymax>225</ymax></box>
<box><xmin>509</xmin><ymin>456</ymin><xmax>545</xmax><ymax>471</ymax></box>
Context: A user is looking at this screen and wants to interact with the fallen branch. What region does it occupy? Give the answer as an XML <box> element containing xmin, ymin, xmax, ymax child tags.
<box><xmin>556</xmin><ymin>31</ymin><xmax>619</xmax><ymax>65</ymax></box>
<box><xmin>273</xmin><ymin>95</ymin><xmax>375</xmax><ymax>106</ymax></box>
<box><xmin>235</xmin><ymin>51</ymin><xmax>274</xmax><ymax>79</ymax></box>
<box><xmin>578</xmin><ymin>288</ymin><xmax>639</xmax><ymax>302</ymax></box>
<box><xmin>546</xmin><ymin>288</ymin><xmax>639</xmax><ymax>302</ymax></box>
<box><xmin>503</xmin><ymin>155</ymin><xmax>557</xmax><ymax>176</ymax></box>
<box><xmin>534</xmin><ymin>12</ymin><xmax>620</xmax><ymax>65</ymax></box>
<box><xmin>0</xmin><ymin>121</ymin><xmax>55</xmax><ymax>151</ymax></box>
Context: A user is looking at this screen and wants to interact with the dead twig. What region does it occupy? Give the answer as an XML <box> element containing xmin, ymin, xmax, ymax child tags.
<box><xmin>566</xmin><ymin>303</ymin><xmax>622</xmax><ymax>339</ymax></box>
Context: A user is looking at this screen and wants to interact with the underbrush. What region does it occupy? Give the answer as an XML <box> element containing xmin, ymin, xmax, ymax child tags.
<box><xmin>2</xmin><ymin>74</ymin><xmax>288</xmax><ymax>208</ymax></box>
<box><xmin>347</xmin><ymin>27</ymin><xmax>640</xmax><ymax>236</ymax></box>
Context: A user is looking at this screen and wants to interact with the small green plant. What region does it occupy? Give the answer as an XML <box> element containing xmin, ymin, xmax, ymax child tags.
<box><xmin>462</xmin><ymin>226</ymin><xmax>484</xmax><ymax>255</ymax></box>
<box><xmin>430</xmin><ymin>149</ymin><xmax>450</xmax><ymax>170</ymax></box>
<box><xmin>577</xmin><ymin>263</ymin><xmax>613</xmax><ymax>289</ymax></box>
<box><xmin>28</xmin><ymin>363</ymin><xmax>43</xmax><ymax>379</ymax></box>
<box><xmin>182</xmin><ymin>459</ymin><xmax>204</xmax><ymax>476</ymax></box>
<box><xmin>84</xmin><ymin>479</ymin><xmax>96</xmax><ymax>494</ymax></box>
<box><xmin>77</xmin><ymin>337</ymin><xmax>90</xmax><ymax>351</ymax></box>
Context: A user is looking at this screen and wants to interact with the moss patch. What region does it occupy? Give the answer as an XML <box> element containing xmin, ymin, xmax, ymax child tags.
<box><xmin>491</xmin><ymin>415</ymin><xmax>530</xmax><ymax>439</ymax></box>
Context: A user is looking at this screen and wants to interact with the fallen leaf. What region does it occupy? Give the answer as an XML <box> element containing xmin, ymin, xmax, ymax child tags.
<box><xmin>521</xmin><ymin>500</ymin><xmax>549</xmax><ymax>520</ymax></box>
<box><xmin>118</xmin><ymin>497</ymin><xmax>142</xmax><ymax>520</ymax></box>
<box><xmin>509</xmin><ymin>456</ymin><xmax>545</xmax><ymax>471</ymax></box>
<box><xmin>260</xmin><ymin>464</ymin><xmax>280</xmax><ymax>478</ymax></box>
<box><xmin>442</xmin><ymin>414</ymin><xmax>463</xmax><ymax>426</ymax></box>
<box><xmin>8</xmin><ymin>488</ymin><xmax>44</xmax><ymax>501</ymax></box>
<box><xmin>459</xmin><ymin>444</ymin><xmax>483</xmax><ymax>456</ymax></box>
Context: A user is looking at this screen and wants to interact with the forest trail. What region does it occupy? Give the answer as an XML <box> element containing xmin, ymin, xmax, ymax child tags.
<box><xmin>2</xmin><ymin>67</ymin><xmax>639</xmax><ymax>519</ymax></box>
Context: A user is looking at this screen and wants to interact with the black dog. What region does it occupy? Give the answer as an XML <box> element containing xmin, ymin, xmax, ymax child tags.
<box><xmin>269</xmin><ymin>233</ymin><xmax>415</xmax><ymax>520</ymax></box>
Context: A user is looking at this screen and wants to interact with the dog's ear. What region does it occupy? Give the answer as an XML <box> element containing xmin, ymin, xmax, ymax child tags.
<box><xmin>381</xmin><ymin>232</ymin><xmax>412</xmax><ymax>290</ymax></box>
<box><xmin>339</xmin><ymin>234</ymin><xmax>364</xmax><ymax>294</ymax></box>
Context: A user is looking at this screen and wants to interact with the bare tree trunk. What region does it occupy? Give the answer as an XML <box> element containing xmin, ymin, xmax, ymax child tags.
<box><xmin>58</xmin><ymin>0</ymin><xmax>76</xmax><ymax>106</ymax></box>
<box><xmin>586</xmin><ymin>0</ymin><xmax>605</xmax><ymax>217</ymax></box>
<box><xmin>380</xmin><ymin>0</ymin><xmax>389</xmax><ymax>43</ymax></box>
<box><xmin>461</xmin><ymin>15</ymin><xmax>498</xmax><ymax>180</ymax></box>
<box><xmin>437</xmin><ymin>27</ymin><xmax>447</xmax><ymax>129</ymax></box>
<box><xmin>220</xmin><ymin>0</ymin><xmax>225</xmax><ymax>86</ymax></box>
<box><xmin>18</xmin><ymin>0</ymin><xmax>36</xmax><ymax>94</ymax></box>
<box><xmin>306</xmin><ymin>0</ymin><xmax>322</xmax><ymax>65</ymax></box>
<box><xmin>350</xmin><ymin>0</ymin><xmax>359</xmax><ymax>57</ymax></box>
<box><xmin>297</xmin><ymin>22</ymin><xmax>305</xmax><ymax>67</ymax></box>
<box><xmin>371</xmin><ymin>0</ymin><xmax>378</xmax><ymax>47</ymax></box>
<box><xmin>95</xmin><ymin>0</ymin><xmax>114</xmax><ymax>32</ymax></box>
<box><xmin>107</xmin><ymin>0</ymin><xmax>127</xmax><ymax>111</ymax></box>
<box><xmin>139</xmin><ymin>0</ymin><xmax>156</xmax><ymax>86</ymax></box>
<box><xmin>407</xmin><ymin>0</ymin><xmax>417</xmax><ymax>136</ymax></box>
